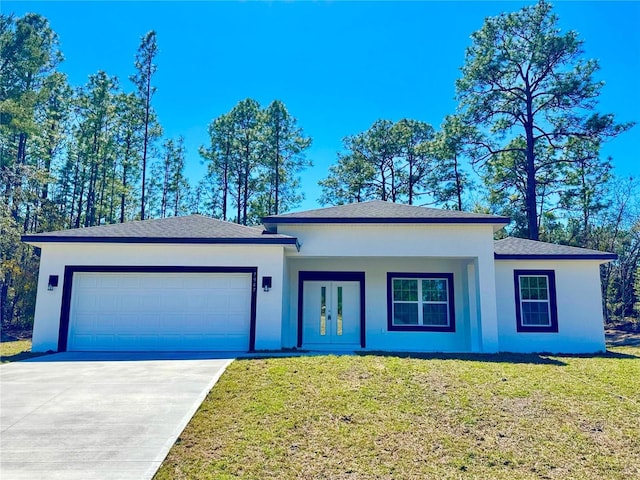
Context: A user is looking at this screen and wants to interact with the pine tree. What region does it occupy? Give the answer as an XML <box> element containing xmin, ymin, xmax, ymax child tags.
<box><xmin>229</xmin><ymin>99</ymin><xmax>261</xmax><ymax>225</ymax></box>
<box><xmin>200</xmin><ymin>113</ymin><xmax>235</xmax><ymax>220</ymax></box>
<box><xmin>130</xmin><ymin>31</ymin><xmax>160</xmax><ymax>220</ymax></box>
<box><xmin>456</xmin><ymin>0</ymin><xmax>632</xmax><ymax>239</ymax></box>
<box><xmin>259</xmin><ymin>100</ymin><xmax>311</xmax><ymax>215</ymax></box>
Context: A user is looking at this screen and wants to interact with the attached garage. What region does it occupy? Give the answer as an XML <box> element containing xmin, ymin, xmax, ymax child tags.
<box><xmin>23</xmin><ymin>215</ymin><xmax>295</xmax><ymax>353</ymax></box>
<box><xmin>61</xmin><ymin>267</ymin><xmax>257</xmax><ymax>352</ymax></box>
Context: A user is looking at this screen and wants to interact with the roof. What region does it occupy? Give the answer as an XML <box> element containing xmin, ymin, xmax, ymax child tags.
<box><xmin>494</xmin><ymin>237</ymin><xmax>617</xmax><ymax>260</ymax></box>
<box><xmin>21</xmin><ymin>215</ymin><xmax>298</xmax><ymax>245</ymax></box>
<box><xmin>263</xmin><ymin>200</ymin><xmax>509</xmax><ymax>227</ymax></box>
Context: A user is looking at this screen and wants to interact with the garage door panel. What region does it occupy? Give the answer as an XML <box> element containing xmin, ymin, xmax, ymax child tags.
<box><xmin>180</xmin><ymin>276</ymin><xmax>203</xmax><ymax>289</ymax></box>
<box><xmin>76</xmin><ymin>294</ymin><xmax>100</xmax><ymax>311</ymax></box>
<box><xmin>141</xmin><ymin>276</ymin><xmax>164</xmax><ymax>288</ymax></box>
<box><xmin>228</xmin><ymin>295</ymin><xmax>251</xmax><ymax>311</ymax></box>
<box><xmin>208</xmin><ymin>293</ymin><xmax>230</xmax><ymax>308</ymax></box>
<box><xmin>97</xmin><ymin>275</ymin><xmax>119</xmax><ymax>288</ymax></box>
<box><xmin>96</xmin><ymin>294</ymin><xmax>117</xmax><ymax>311</ymax></box>
<box><xmin>233</xmin><ymin>275</ymin><xmax>251</xmax><ymax>287</ymax></box>
<box><xmin>72</xmin><ymin>333</ymin><xmax>249</xmax><ymax>351</ymax></box>
<box><xmin>73</xmin><ymin>314</ymin><xmax>97</xmax><ymax>333</ymax></box>
<box><xmin>116</xmin><ymin>293</ymin><xmax>140</xmax><ymax>310</ymax></box>
<box><xmin>206</xmin><ymin>275</ymin><xmax>249</xmax><ymax>290</ymax></box>
<box><xmin>188</xmin><ymin>295</ymin><xmax>208</xmax><ymax>309</ymax></box>
<box><xmin>68</xmin><ymin>272</ymin><xmax>253</xmax><ymax>351</ymax></box>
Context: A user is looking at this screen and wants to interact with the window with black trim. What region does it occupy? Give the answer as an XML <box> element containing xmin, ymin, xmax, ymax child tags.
<box><xmin>387</xmin><ymin>273</ymin><xmax>455</xmax><ymax>332</ymax></box>
<box><xmin>514</xmin><ymin>270</ymin><xmax>558</xmax><ymax>333</ymax></box>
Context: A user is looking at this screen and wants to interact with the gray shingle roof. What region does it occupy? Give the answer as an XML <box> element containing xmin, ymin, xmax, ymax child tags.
<box><xmin>494</xmin><ymin>237</ymin><xmax>616</xmax><ymax>260</ymax></box>
<box><xmin>263</xmin><ymin>200</ymin><xmax>509</xmax><ymax>225</ymax></box>
<box><xmin>21</xmin><ymin>215</ymin><xmax>297</xmax><ymax>245</ymax></box>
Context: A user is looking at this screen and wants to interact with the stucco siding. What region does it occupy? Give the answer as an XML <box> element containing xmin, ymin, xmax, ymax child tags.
<box><xmin>31</xmin><ymin>243</ymin><xmax>286</xmax><ymax>352</ymax></box>
<box><xmin>495</xmin><ymin>260</ymin><xmax>606</xmax><ymax>353</ymax></box>
<box><xmin>287</xmin><ymin>257</ymin><xmax>475</xmax><ymax>352</ymax></box>
<box><xmin>282</xmin><ymin>223</ymin><xmax>499</xmax><ymax>352</ymax></box>
<box><xmin>30</xmin><ymin>224</ymin><xmax>607</xmax><ymax>354</ymax></box>
<box><xmin>279</xmin><ymin>223</ymin><xmax>496</xmax><ymax>258</ymax></box>
<box><xmin>280</xmin><ymin>257</ymin><xmax>293</xmax><ymax>348</ymax></box>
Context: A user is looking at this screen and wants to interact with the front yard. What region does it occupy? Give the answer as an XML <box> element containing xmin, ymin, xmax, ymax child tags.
<box><xmin>3</xmin><ymin>334</ymin><xmax>638</xmax><ymax>478</ymax></box>
<box><xmin>156</xmin><ymin>348</ymin><xmax>640</xmax><ymax>480</ymax></box>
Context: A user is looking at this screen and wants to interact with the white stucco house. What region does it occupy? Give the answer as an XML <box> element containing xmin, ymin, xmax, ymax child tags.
<box><xmin>23</xmin><ymin>200</ymin><xmax>616</xmax><ymax>354</ymax></box>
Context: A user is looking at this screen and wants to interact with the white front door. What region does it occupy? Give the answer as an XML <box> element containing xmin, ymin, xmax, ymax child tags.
<box><xmin>302</xmin><ymin>281</ymin><xmax>360</xmax><ymax>348</ymax></box>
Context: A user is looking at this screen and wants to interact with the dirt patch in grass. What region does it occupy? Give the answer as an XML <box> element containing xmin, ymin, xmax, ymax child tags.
<box><xmin>156</xmin><ymin>348</ymin><xmax>640</xmax><ymax>480</ymax></box>
<box><xmin>1</xmin><ymin>328</ymin><xmax>33</xmax><ymax>342</ymax></box>
<box><xmin>606</xmin><ymin>328</ymin><xmax>640</xmax><ymax>347</ymax></box>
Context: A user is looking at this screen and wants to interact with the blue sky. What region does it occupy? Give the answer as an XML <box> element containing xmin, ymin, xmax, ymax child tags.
<box><xmin>6</xmin><ymin>1</ymin><xmax>639</xmax><ymax>210</ymax></box>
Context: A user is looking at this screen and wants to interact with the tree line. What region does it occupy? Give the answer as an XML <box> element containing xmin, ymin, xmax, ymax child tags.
<box><xmin>199</xmin><ymin>98</ymin><xmax>311</xmax><ymax>224</ymax></box>
<box><xmin>0</xmin><ymin>13</ymin><xmax>314</xmax><ymax>325</ymax></box>
<box><xmin>1</xmin><ymin>1</ymin><xmax>638</xmax><ymax>329</ymax></box>
<box><xmin>321</xmin><ymin>1</ymin><xmax>638</xmax><ymax>323</ymax></box>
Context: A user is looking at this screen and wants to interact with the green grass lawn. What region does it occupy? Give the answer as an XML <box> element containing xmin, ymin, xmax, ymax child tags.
<box><xmin>156</xmin><ymin>348</ymin><xmax>640</xmax><ymax>480</ymax></box>
<box><xmin>0</xmin><ymin>338</ymin><xmax>44</xmax><ymax>363</ymax></box>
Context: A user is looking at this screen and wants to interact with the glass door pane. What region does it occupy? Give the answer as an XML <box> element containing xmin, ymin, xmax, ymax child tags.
<box><xmin>320</xmin><ymin>286</ymin><xmax>327</xmax><ymax>335</ymax></box>
<box><xmin>336</xmin><ymin>286</ymin><xmax>343</xmax><ymax>335</ymax></box>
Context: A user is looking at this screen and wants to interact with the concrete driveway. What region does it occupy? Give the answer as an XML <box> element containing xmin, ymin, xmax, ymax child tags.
<box><xmin>0</xmin><ymin>352</ymin><xmax>234</xmax><ymax>480</ymax></box>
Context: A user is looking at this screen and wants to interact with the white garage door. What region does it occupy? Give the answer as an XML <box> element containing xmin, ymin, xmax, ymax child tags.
<box><xmin>67</xmin><ymin>272</ymin><xmax>252</xmax><ymax>351</ymax></box>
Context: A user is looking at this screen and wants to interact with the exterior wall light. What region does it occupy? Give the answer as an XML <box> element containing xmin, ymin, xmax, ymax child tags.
<box><xmin>262</xmin><ymin>276</ymin><xmax>272</xmax><ymax>292</ymax></box>
<box><xmin>48</xmin><ymin>275</ymin><xmax>59</xmax><ymax>291</ymax></box>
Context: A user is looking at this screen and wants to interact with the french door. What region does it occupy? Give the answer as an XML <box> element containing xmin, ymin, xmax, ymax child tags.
<box><xmin>302</xmin><ymin>281</ymin><xmax>360</xmax><ymax>348</ymax></box>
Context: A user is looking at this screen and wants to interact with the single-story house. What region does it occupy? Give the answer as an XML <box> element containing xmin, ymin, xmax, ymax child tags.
<box><xmin>23</xmin><ymin>200</ymin><xmax>616</xmax><ymax>354</ymax></box>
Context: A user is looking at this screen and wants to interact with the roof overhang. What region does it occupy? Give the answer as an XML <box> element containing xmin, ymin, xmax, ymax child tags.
<box><xmin>264</xmin><ymin>216</ymin><xmax>510</xmax><ymax>232</ymax></box>
<box><xmin>494</xmin><ymin>253</ymin><xmax>617</xmax><ymax>261</ymax></box>
<box><xmin>21</xmin><ymin>235</ymin><xmax>299</xmax><ymax>249</ymax></box>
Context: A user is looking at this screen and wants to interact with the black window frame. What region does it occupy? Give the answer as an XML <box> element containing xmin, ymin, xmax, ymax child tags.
<box><xmin>514</xmin><ymin>269</ymin><xmax>559</xmax><ymax>333</ymax></box>
<box><xmin>386</xmin><ymin>272</ymin><xmax>456</xmax><ymax>332</ymax></box>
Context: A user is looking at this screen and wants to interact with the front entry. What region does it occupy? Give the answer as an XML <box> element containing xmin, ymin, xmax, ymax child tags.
<box><xmin>302</xmin><ymin>281</ymin><xmax>361</xmax><ymax>349</ymax></box>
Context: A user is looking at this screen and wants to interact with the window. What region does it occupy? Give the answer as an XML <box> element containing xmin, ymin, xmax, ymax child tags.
<box><xmin>387</xmin><ymin>273</ymin><xmax>455</xmax><ymax>332</ymax></box>
<box><xmin>514</xmin><ymin>270</ymin><xmax>558</xmax><ymax>333</ymax></box>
